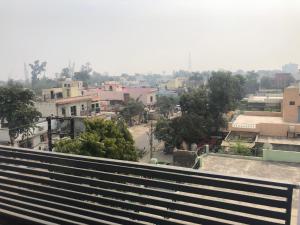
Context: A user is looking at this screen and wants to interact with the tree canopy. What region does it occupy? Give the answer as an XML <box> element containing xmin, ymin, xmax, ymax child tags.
<box><xmin>155</xmin><ymin>71</ymin><xmax>244</xmax><ymax>149</ymax></box>
<box><xmin>120</xmin><ymin>99</ymin><xmax>144</xmax><ymax>126</ymax></box>
<box><xmin>29</xmin><ymin>60</ymin><xmax>47</xmax><ymax>89</ymax></box>
<box><xmin>0</xmin><ymin>82</ymin><xmax>42</xmax><ymax>145</ymax></box>
<box><xmin>55</xmin><ymin>118</ymin><xmax>138</xmax><ymax>161</ymax></box>
<box><xmin>156</xmin><ymin>96</ymin><xmax>178</xmax><ymax>118</ymax></box>
<box><xmin>74</xmin><ymin>63</ymin><xmax>92</xmax><ymax>87</ymax></box>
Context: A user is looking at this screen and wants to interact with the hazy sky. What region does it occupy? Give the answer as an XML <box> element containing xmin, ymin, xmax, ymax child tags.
<box><xmin>0</xmin><ymin>0</ymin><xmax>300</xmax><ymax>79</ymax></box>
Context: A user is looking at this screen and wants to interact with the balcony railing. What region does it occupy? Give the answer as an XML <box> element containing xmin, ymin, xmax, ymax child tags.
<box><xmin>0</xmin><ymin>145</ymin><xmax>297</xmax><ymax>225</ymax></box>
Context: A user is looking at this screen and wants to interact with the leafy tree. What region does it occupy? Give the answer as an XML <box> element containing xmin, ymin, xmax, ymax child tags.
<box><xmin>120</xmin><ymin>99</ymin><xmax>144</xmax><ymax>126</ymax></box>
<box><xmin>208</xmin><ymin>71</ymin><xmax>244</xmax><ymax>113</ymax></box>
<box><xmin>29</xmin><ymin>60</ymin><xmax>47</xmax><ymax>89</ymax></box>
<box><xmin>90</xmin><ymin>72</ymin><xmax>113</xmax><ymax>86</ymax></box>
<box><xmin>231</xmin><ymin>141</ymin><xmax>252</xmax><ymax>156</ymax></box>
<box><xmin>156</xmin><ymin>96</ymin><xmax>178</xmax><ymax>117</ymax></box>
<box><xmin>0</xmin><ymin>82</ymin><xmax>42</xmax><ymax>145</ymax></box>
<box><xmin>55</xmin><ymin>118</ymin><xmax>137</xmax><ymax>161</ymax></box>
<box><xmin>244</xmin><ymin>72</ymin><xmax>259</xmax><ymax>95</ymax></box>
<box><xmin>74</xmin><ymin>63</ymin><xmax>92</xmax><ymax>87</ymax></box>
<box><xmin>61</xmin><ymin>67</ymin><xmax>71</xmax><ymax>78</ymax></box>
<box><xmin>155</xmin><ymin>71</ymin><xmax>244</xmax><ymax>149</ymax></box>
<box><xmin>32</xmin><ymin>77</ymin><xmax>58</xmax><ymax>96</ymax></box>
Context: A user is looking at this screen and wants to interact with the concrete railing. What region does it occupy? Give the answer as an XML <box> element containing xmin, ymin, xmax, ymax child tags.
<box><xmin>232</xmin><ymin>123</ymin><xmax>256</xmax><ymax>129</ymax></box>
<box><xmin>263</xmin><ymin>149</ymin><xmax>300</xmax><ymax>163</ymax></box>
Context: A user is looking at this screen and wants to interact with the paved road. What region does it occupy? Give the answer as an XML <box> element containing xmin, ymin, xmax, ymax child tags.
<box><xmin>129</xmin><ymin>123</ymin><xmax>173</xmax><ymax>164</ymax></box>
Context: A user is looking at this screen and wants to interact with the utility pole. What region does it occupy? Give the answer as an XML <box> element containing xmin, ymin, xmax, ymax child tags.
<box><xmin>149</xmin><ymin>121</ymin><xmax>154</xmax><ymax>160</ymax></box>
<box><xmin>47</xmin><ymin>116</ymin><xmax>52</xmax><ymax>152</ymax></box>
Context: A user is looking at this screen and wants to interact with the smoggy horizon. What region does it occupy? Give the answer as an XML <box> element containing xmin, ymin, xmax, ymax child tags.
<box><xmin>1</xmin><ymin>0</ymin><xmax>299</xmax><ymax>80</ymax></box>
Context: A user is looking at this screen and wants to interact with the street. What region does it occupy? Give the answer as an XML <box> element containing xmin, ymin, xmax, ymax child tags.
<box><xmin>128</xmin><ymin>123</ymin><xmax>173</xmax><ymax>164</ymax></box>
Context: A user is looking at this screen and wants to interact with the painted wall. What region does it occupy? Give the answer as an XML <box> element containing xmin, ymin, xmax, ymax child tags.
<box><xmin>57</xmin><ymin>101</ymin><xmax>91</xmax><ymax>117</ymax></box>
<box><xmin>263</xmin><ymin>149</ymin><xmax>300</xmax><ymax>163</ymax></box>
<box><xmin>35</xmin><ymin>102</ymin><xmax>57</xmax><ymax>117</ymax></box>
<box><xmin>282</xmin><ymin>86</ymin><xmax>300</xmax><ymax>123</ymax></box>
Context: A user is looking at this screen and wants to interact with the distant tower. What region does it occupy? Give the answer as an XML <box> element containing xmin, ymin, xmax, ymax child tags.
<box><xmin>188</xmin><ymin>52</ymin><xmax>192</xmax><ymax>71</ymax></box>
<box><xmin>24</xmin><ymin>63</ymin><xmax>29</xmax><ymax>84</ymax></box>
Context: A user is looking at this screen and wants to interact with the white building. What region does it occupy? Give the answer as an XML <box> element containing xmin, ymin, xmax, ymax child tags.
<box><xmin>0</xmin><ymin>119</ymin><xmax>57</xmax><ymax>150</ymax></box>
<box><xmin>282</xmin><ymin>63</ymin><xmax>298</xmax><ymax>75</ymax></box>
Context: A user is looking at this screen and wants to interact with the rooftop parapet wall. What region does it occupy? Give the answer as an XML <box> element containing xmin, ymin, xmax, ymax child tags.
<box><xmin>263</xmin><ymin>149</ymin><xmax>300</xmax><ymax>163</ymax></box>
<box><xmin>243</xmin><ymin>111</ymin><xmax>282</xmax><ymax>117</ymax></box>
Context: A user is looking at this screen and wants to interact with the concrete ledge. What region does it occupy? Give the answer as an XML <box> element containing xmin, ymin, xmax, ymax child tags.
<box><xmin>263</xmin><ymin>149</ymin><xmax>300</xmax><ymax>163</ymax></box>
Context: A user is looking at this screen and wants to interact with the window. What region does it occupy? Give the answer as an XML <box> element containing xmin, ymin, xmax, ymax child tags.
<box><xmin>81</xmin><ymin>104</ymin><xmax>85</xmax><ymax>111</ymax></box>
<box><xmin>61</xmin><ymin>107</ymin><xmax>66</xmax><ymax>116</ymax></box>
<box><xmin>96</xmin><ymin>103</ymin><xmax>99</xmax><ymax>108</ymax></box>
<box><xmin>64</xmin><ymin>84</ymin><xmax>67</xmax><ymax>87</ymax></box>
<box><xmin>91</xmin><ymin>104</ymin><xmax>95</xmax><ymax>110</ymax></box>
<box><xmin>289</xmin><ymin>101</ymin><xmax>295</xmax><ymax>105</ymax></box>
<box><xmin>67</xmin><ymin>89</ymin><xmax>70</xmax><ymax>97</ymax></box>
<box><xmin>70</xmin><ymin>106</ymin><xmax>77</xmax><ymax>116</ymax></box>
<box><xmin>150</xmin><ymin>96</ymin><xmax>153</xmax><ymax>102</ymax></box>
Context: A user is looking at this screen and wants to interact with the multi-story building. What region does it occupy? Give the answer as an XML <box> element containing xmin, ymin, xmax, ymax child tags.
<box><xmin>123</xmin><ymin>87</ymin><xmax>157</xmax><ymax>106</ymax></box>
<box><xmin>36</xmin><ymin>96</ymin><xmax>106</xmax><ymax>117</ymax></box>
<box><xmin>0</xmin><ymin>119</ymin><xmax>57</xmax><ymax>150</ymax></box>
<box><xmin>166</xmin><ymin>77</ymin><xmax>186</xmax><ymax>90</ymax></box>
<box><xmin>42</xmin><ymin>79</ymin><xmax>84</xmax><ymax>101</ymax></box>
<box><xmin>224</xmin><ymin>84</ymin><xmax>300</xmax><ymax>151</ymax></box>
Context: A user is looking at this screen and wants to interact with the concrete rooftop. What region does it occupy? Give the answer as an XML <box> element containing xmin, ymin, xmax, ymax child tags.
<box><xmin>233</xmin><ymin>114</ymin><xmax>284</xmax><ymax>125</ymax></box>
<box><xmin>201</xmin><ymin>154</ymin><xmax>300</xmax><ymax>224</ymax></box>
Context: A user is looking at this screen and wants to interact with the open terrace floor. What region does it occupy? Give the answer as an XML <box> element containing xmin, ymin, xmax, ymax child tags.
<box><xmin>201</xmin><ymin>154</ymin><xmax>300</xmax><ymax>224</ymax></box>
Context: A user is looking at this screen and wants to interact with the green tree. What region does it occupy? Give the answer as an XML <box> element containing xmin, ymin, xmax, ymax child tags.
<box><xmin>156</xmin><ymin>96</ymin><xmax>178</xmax><ymax>118</ymax></box>
<box><xmin>55</xmin><ymin>118</ymin><xmax>137</xmax><ymax>161</ymax></box>
<box><xmin>231</xmin><ymin>141</ymin><xmax>252</xmax><ymax>156</ymax></box>
<box><xmin>61</xmin><ymin>67</ymin><xmax>71</xmax><ymax>78</ymax></box>
<box><xmin>120</xmin><ymin>99</ymin><xmax>144</xmax><ymax>126</ymax></box>
<box><xmin>244</xmin><ymin>72</ymin><xmax>259</xmax><ymax>95</ymax></box>
<box><xmin>208</xmin><ymin>71</ymin><xmax>243</xmax><ymax>113</ymax></box>
<box><xmin>155</xmin><ymin>71</ymin><xmax>244</xmax><ymax>149</ymax></box>
<box><xmin>0</xmin><ymin>82</ymin><xmax>42</xmax><ymax>145</ymax></box>
<box><xmin>74</xmin><ymin>63</ymin><xmax>92</xmax><ymax>87</ymax></box>
<box><xmin>32</xmin><ymin>76</ymin><xmax>58</xmax><ymax>96</ymax></box>
<box><xmin>29</xmin><ymin>60</ymin><xmax>47</xmax><ymax>89</ymax></box>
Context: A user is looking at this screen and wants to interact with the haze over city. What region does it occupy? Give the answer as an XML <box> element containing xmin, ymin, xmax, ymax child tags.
<box><xmin>0</xmin><ymin>0</ymin><xmax>299</xmax><ymax>79</ymax></box>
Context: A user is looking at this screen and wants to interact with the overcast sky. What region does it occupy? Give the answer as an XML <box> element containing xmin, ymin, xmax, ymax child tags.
<box><xmin>0</xmin><ymin>0</ymin><xmax>299</xmax><ymax>79</ymax></box>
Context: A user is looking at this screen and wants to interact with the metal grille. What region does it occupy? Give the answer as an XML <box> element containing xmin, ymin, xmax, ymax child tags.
<box><xmin>0</xmin><ymin>145</ymin><xmax>295</xmax><ymax>225</ymax></box>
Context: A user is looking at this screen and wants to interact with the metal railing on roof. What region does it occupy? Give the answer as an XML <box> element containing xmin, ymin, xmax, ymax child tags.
<box><xmin>0</xmin><ymin>145</ymin><xmax>297</xmax><ymax>225</ymax></box>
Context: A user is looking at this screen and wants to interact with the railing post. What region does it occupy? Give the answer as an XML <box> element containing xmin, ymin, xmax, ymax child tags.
<box><xmin>297</xmin><ymin>186</ymin><xmax>300</xmax><ymax>225</ymax></box>
<box><xmin>285</xmin><ymin>186</ymin><xmax>293</xmax><ymax>225</ymax></box>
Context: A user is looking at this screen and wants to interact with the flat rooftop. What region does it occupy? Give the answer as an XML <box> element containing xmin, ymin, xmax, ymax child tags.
<box><xmin>201</xmin><ymin>154</ymin><xmax>300</xmax><ymax>224</ymax></box>
<box><xmin>233</xmin><ymin>114</ymin><xmax>284</xmax><ymax>125</ymax></box>
<box><xmin>258</xmin><ymin>135</ymin><xmax>300</xmax><ymax>146</ymax></box>
<box><xmin>247</xmin><ymin>96</ymin><xmax>283</xmax><ymax>103</ymax></box>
